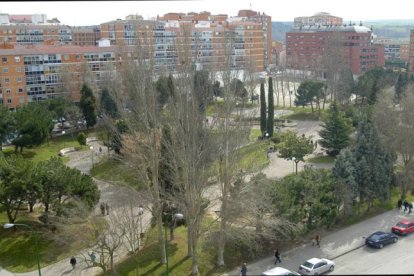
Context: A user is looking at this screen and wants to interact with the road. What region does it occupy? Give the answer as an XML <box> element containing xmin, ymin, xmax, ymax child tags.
<box><xmin>333</xmin><ymin>233</ymin><xmax>414</xmax><ymax>275</ymax></box>
<box><xmin>225</xmin><ymin>208</ymin><xmax>414</xmax><ymax>275</ymax></box>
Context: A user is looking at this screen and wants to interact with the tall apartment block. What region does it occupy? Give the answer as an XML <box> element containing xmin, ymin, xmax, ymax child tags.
<box><xmin>286</xmin><ymin>16</ymin><xmax>385</xmax><ymax>76</ymax></box>
<box><xmin>0</xmin><ymin>10</ymin><xmax>271</xmax><ymax>109</ymax></box>
<box><xmin>294</xmin><ymin>12</ymin><xmax>343</xmax><ymax>28</ymax></box>
<box><xmin>100</xmin><ymin>10</ymin><xmax>271</xmax><ymax>72</ymax></box>
<box><xmin>408</xmin><ymin>30</ymin><xmax>414</xmax><ymax>74</ymax></box>
<box><xmin>0</xmin><ymin>45</ymin><xmax>117</xmax><ymax>109</ymax></box>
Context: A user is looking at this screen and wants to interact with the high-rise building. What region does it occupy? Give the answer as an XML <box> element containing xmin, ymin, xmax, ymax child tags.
<box><xmin>286</xmin><ymin>24</ymin><xmax>385</xmax><ymax>76</ymax></box>
<box><xmin>0</xmin><ymin>44</ymin><xmax>118</xmax><ymax>109</ymax></box>
<box><xmin>294</xmin><ymin>12</ymin><xmax>343</xmax><ymax>28</ymax></box>
<box><xmin>408</xmin><ymin>30</ymin><xmax>414</xmax><ymax>74</ymax></box>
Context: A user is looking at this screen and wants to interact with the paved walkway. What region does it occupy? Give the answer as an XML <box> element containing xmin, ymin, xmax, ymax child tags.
<box><xmin>1</xmin><ymin>141</ymin><xmax>152</xmax><ymax>276</ymax></box>
<box><xmin>224</xmin><ymin>208</ymin><xmax>412</xmax><ymax>275</ymax></box>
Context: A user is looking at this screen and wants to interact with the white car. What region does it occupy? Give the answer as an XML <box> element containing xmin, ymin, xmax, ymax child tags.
<box><xmin>298</xmin><ymin>258</ymin><xmax>334</xmax><ymax>275</ymax></box>
<box><xmin>261</xmin><ymin>266</ymin><xmax>300</xmax><ymax>275</ymax></box>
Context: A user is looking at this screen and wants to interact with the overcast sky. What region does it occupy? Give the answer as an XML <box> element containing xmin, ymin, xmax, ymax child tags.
<box><xmin>1</xmin><ymin>0</ymin><xmax>414</xmax><ymax>26</ymax></box>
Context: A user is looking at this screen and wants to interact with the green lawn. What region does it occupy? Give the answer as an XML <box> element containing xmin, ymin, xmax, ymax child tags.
<box><xmin>1</xmin><ymin>129</ymin><xmax>96</xmax><ymax>163</ymax></box>
<box><xmin>0</xmin><ymin>211</ymin><xmax>104</xmax><ymax>272</ymax></box>
<box><xmin>306</xmin><ymin>155</ymin><xmax>335</xmax><ymax>163</ymax></box>
<box><xmin>112</xmin><ymin>219</ymin><xmax>270</xmax><ymax>276</ymax></box>
<box><xmin>277</xmin><ymin>106</ymin><xmax>327</xmax><ymax>121</ymax></box>
<box><xmin>91</xmin><ymin>158</ymin><xmax>144</xmax><ymax>189</ymax></box>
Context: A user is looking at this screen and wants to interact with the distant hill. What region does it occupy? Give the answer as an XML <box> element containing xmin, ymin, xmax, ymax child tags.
<box><xmin>271</xmin><ymin>21</ymin><xmax>293</xmax><ymax>43</ymax></box>
<box><xmin>271</xmin><ymin>20</ymin><xmax>414</xmax><ymax>43</ymax></box>
<box><xmin>363</xmin><ymin>20</ymin><xmax>414</xmax><ymax>39</ymax></box>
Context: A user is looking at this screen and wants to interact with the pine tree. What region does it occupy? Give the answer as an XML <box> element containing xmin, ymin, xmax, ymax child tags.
<box><xmin>80</xmin><ymin>83</ymin><xmax>97</xmax><ymax>129</ymax></box>
<box><xmin>260</xmin><ymin>81</ymin><xmax>266</xmax><ymax>137</ymax></box>
<box><xmin>318</xmin><ymin>101</ymin><xmax>352</xmax><ymax>156</ymax></box>
<box><xmin>267</xmin><ymin>77</ymin><xmax>275</xmax><ymax>137</ymax></box>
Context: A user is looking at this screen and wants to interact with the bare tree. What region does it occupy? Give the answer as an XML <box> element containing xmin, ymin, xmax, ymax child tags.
<box><xmin>114</xmin><ymin>38</ymin><xmax>168</xmax><ymax>265</ymax></box>
<box><xmin>374</xmin><ymin>87</ymin><xmax>414</xmax><ymax>197</ymax></box>
<box><xmin>83</xmin><ymin>216</ymin><xmax>125</xmax><ymax>276</ymax></box>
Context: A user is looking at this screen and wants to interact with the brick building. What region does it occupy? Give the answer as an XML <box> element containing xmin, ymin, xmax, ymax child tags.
<box><xmin>0</xmin><ymin>44</ymin><xmax>117</xmax><ymax>109</ymax></box>
<box><xmin>408</xmin><ymin>30</ymin><xmax>414</xmax><ymax>74</ymax></box>
<box><xmin>286</xmin><ymin>24</ymin><xmax>385</xmax><ymax>76</ymax></box>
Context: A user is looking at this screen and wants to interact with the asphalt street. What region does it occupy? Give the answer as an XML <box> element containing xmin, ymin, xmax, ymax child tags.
<box><xmin>225</xmin><ymin>208</ymin><xmax>414</xmax><ymax>275</ymax></box>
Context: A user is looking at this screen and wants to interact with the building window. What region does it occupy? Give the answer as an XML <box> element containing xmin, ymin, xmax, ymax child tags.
<box><xmin>3</xmin><ymin>67</ymin><xmax>8</xmax><ymax>73</ymax></box>
<box><xmin>2</xmin><ymin>57</ymin><xmax>7</xmax><ymax>63</ymax></box>
<box><xmin>5</xmin><ymin>78</ymin><xmax>10</xmax><ymax>83</ymax></box>
<box><xmin>16</xmin><ymin>66</ymin><xmax>22</xmax><ymax>72</ymax></box>
<box><xmin>14</xmin><ymin>56</ymin><xmax>20</xmax><ymax>62</ymax></box>
<box><xmin>18</xmin><ymin>88</ymin><xmax>23</xmax><ymax>93</ymax></box>
<box><xmin>7</xmin><ymin>99</ymin><xmax>12</xmax><ymax>104</ymax></box>
<box><xmin>17</xmin><ymin>77</ymin><xmax>22</xmax><ymax>82</ymax></box>
<box><xmin>64</xmin><ymin>54</ymin><xmax>69</xmax><ymax>60</ymax></box>
<box><xmin>6</xmin><ymin>89</ymin><xmax>11</xmax><ymax>94</ymax></box>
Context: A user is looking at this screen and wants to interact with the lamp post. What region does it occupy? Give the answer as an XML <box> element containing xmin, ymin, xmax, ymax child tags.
<box><xmin>164</xmin><ymin>213</ymin><xmax>184</xmax><ymax>276</ymax></box>
<box><xmin>90</xmin><ymin>146</ymin><xmax>94</xmax><ymax>166</ymax></box>
<box><xmin>292</xmin><ymin>157</ymin><xmax>296</xmax><ymax>174</ymax></box>
<box><xmin>137</xmin><ymin>206</ymin><xmax>144</xmax><ymax>249</ymax></box>
<box><xmin>4</xmin><ymin>223</ymin><xmax>42</xmax><ymax>276</ymax></box>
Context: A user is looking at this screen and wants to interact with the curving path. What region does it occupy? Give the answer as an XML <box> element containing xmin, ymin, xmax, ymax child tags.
<box><xmin>1</xmin><ymin>141</ymin><xmax>152</xmax><ymax>276</ymax></box>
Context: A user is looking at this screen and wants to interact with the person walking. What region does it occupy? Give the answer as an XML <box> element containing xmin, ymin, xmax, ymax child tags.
<box><xmin>409</xmin><ymin>203</ymin><xmax>413</xmax><ymax>214</ymax></box>
<box><xmin>240</xmin><ymin>263</ymin><xmax>247</xmax><ymax>276</ymax></box>
<box><xmin>274</xmin><ymin>248</ymin><xmax>282</xmax><ymax>264</ymax></box>
<box><xmin>315</xmin><ymin>233</ymin><xmax>321</xmax><ymax>248</ymax></box>
<box><xmin>397</xmin><ymin>198</ymin><xmax>403</xmax><ymax>210</ymax></box>
<box><xmin>100</xmin><ymin>202</ymin><xmax>105</xmax><ymax>216</ymax></box>
<box><xmin>105</xmin><ymin>202</ymin><xmax>110</xmax><ymax>215</ymax></box>
<box><xmin>403</xmin><ymin>200</ymin><xmax>409</xmax><ymax>212</ymax></box>
<box><xmin>70</xmin><ymin>256</ymin><xmax>77</xmax><ymax>270</ymax></box>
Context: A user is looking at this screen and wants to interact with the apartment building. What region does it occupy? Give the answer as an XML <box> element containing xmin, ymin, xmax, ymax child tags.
<box><xmin>100</xmin><ymin>10</ymin><xmax>270</xmax><ymax>72</ymax></box>
<box><xmin>0</xmin><ymin>44</ymin><xmax>118</xmax><ymax>109</ymax></box>
<box><xmin>71</xmin><ymin>26</ymin><xmax>101</xmax><ymax>46</ymax></box>
<box><xmin>294</xmin><ymin>12</ymin><xmax>343</xmax><ymax>28</ymax></box>
<box><xmin>286</xmin><ymin>24</ymin><xmax>385</xmax><ymax>76</ymax></box>
<box><xmin>408</xmin><ymin>30</ymin><xmax>414</xmax><ymax>74</ymax></box>
<box><xmin>374</xmin><ymin>38</ymin><xmax>409</xmax><ymax>69</ymax></box>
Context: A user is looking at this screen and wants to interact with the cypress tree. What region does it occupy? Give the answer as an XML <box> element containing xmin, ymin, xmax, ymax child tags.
<box><xmin>260</xmin><ymin>81</ymin><xmax>267</xmax><ymax>137</ymax></box>
<box><xmin>267</xmin><ymin>77</ymin><xmax>274</xmax><ymax>137</ymax></box>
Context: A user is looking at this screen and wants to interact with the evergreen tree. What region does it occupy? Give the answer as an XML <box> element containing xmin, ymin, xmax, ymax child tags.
<box><xmin>353</xmin><ymin>120</ymin><xmax>393</xmax><ymax>208</ymax></box>
<box><xmin>101</xmin><ymin>88</ymin><xmax>118</xmax><ymax>118</ymax></box>
<box><xmin>259</xmin><ymin>81</ymin><xmax>267</xmax><ymax>137</ymax></box>
<box><xmin>319</xmin><ymin>101</ymin><xmax>352</xmax><ymax>156</ymax></box>
<box><xmin>267</xmin><ymin>77</ymin><xmax>274</xmax><ymax>137</ymax></box>
<box><xmin>79</xmin><ymin>83</ymin><xmax>97</xmax><ymax>129</ymax></box>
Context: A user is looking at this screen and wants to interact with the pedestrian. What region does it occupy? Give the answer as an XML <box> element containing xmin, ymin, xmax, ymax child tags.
<box><xmin>88</xmin><ymin>251</ymin><xmax>96</xmax><ymax>264</ymax></box>
<box><xmin>314</xmin><ymin>140</ymin><xmax>318</xmax><ymax>150</ymax></box>
<box><xmin>99</xmin><ymin>147</ymin><xmax>102</xmax><ymax>154</ymax></box>
<box><xmin>105</xmin><ymin>202</ymin><xmax>109</xmax><ymax>215</ymax></box>
<box><xmin>274</xmin><ymin>248</ymin><xmax>282</xmax><ymax>264</ymax></box>
<box><xmin>240</xmin><ymin>263</ymin><xmax>247</xmax><ymax>276</ymax></box>
<box><xmin>70</xmin><ymin>256</ymin><xmax>77</xmax><ymax>270</ymax></box>
<box><xmin>100</xmin><ymin>202</ymin><xmax>105</xmax><ymax>216</ymax></box>
<box><xmin>397</xmin><ymin>198</ymin><xmax>403</xmax><ymax>210</ymax></box>
<box><xmin>403</xmin><ymin>200</ymin><xmax>408</xmax><ymax>212</ymax></box>
<box><xmin>315</xmin><ymin>233</ymin><xmax>321</xmax><ymax>248</ymax></box>
<box><xmin>409</xmin><ymin>203</ymin><xmax>413</xmax><ymax>214</ymax></box>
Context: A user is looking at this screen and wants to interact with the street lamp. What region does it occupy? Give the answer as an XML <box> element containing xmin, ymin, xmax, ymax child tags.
<box><xmin>90</xmin><ymin>146</ymin><xmax>94</xmax><ymax>166</ymax></box>
<box><xmin>292</xmin><ymin>157</ymin><xmax>296</xmax><ymax>174</ymax></box>
<box><xmin>137</xmin><ymin>206</ymin><xmax>144</xmax><ymax>249</ymax></box>
<box><xmin>165</xmin><ymin>213</ymin><xmax>184</xmax><ymax>276</ymax></box>
<box><xmin>4</xmin><ymin>223</ymin><xmax>42</xmax><ymax>276</ymax></box>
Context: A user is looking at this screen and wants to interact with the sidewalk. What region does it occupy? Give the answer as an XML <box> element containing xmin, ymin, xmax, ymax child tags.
<box><xmin>224</xmin><ymin>208</ymin><xmax>410</xmax><ymax>275</ymax></box>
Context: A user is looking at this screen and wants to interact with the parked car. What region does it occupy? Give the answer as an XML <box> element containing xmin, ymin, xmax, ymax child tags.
<box><xmin>391</xmin><ymin>219</ymin><xmax>414</xmax><ymax>236</ymax></box>
<box><xmin>365</xmin><ymin>231</ymin><xmax>398</xmax><ymax>248</ymax></box>
<box><xmin>261</xmin><ymin>266</ymin><xmax>300</xmax><ymax>275</ymax></box>
<box><xmin>298</xmin><ymin>258</ymin><xmax>334</xmax><ymax>275</ymax></box>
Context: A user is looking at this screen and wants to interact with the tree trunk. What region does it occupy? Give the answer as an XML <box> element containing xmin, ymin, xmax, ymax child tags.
<box><xmin>191</xmin><ymin>231</ymin><xmax>199</xmax><ymax>276</ymax></box>
<box><xmin>156</xmin><ymin>208</ymin><xmax>167</xmax><ymax>264</ymax></box>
